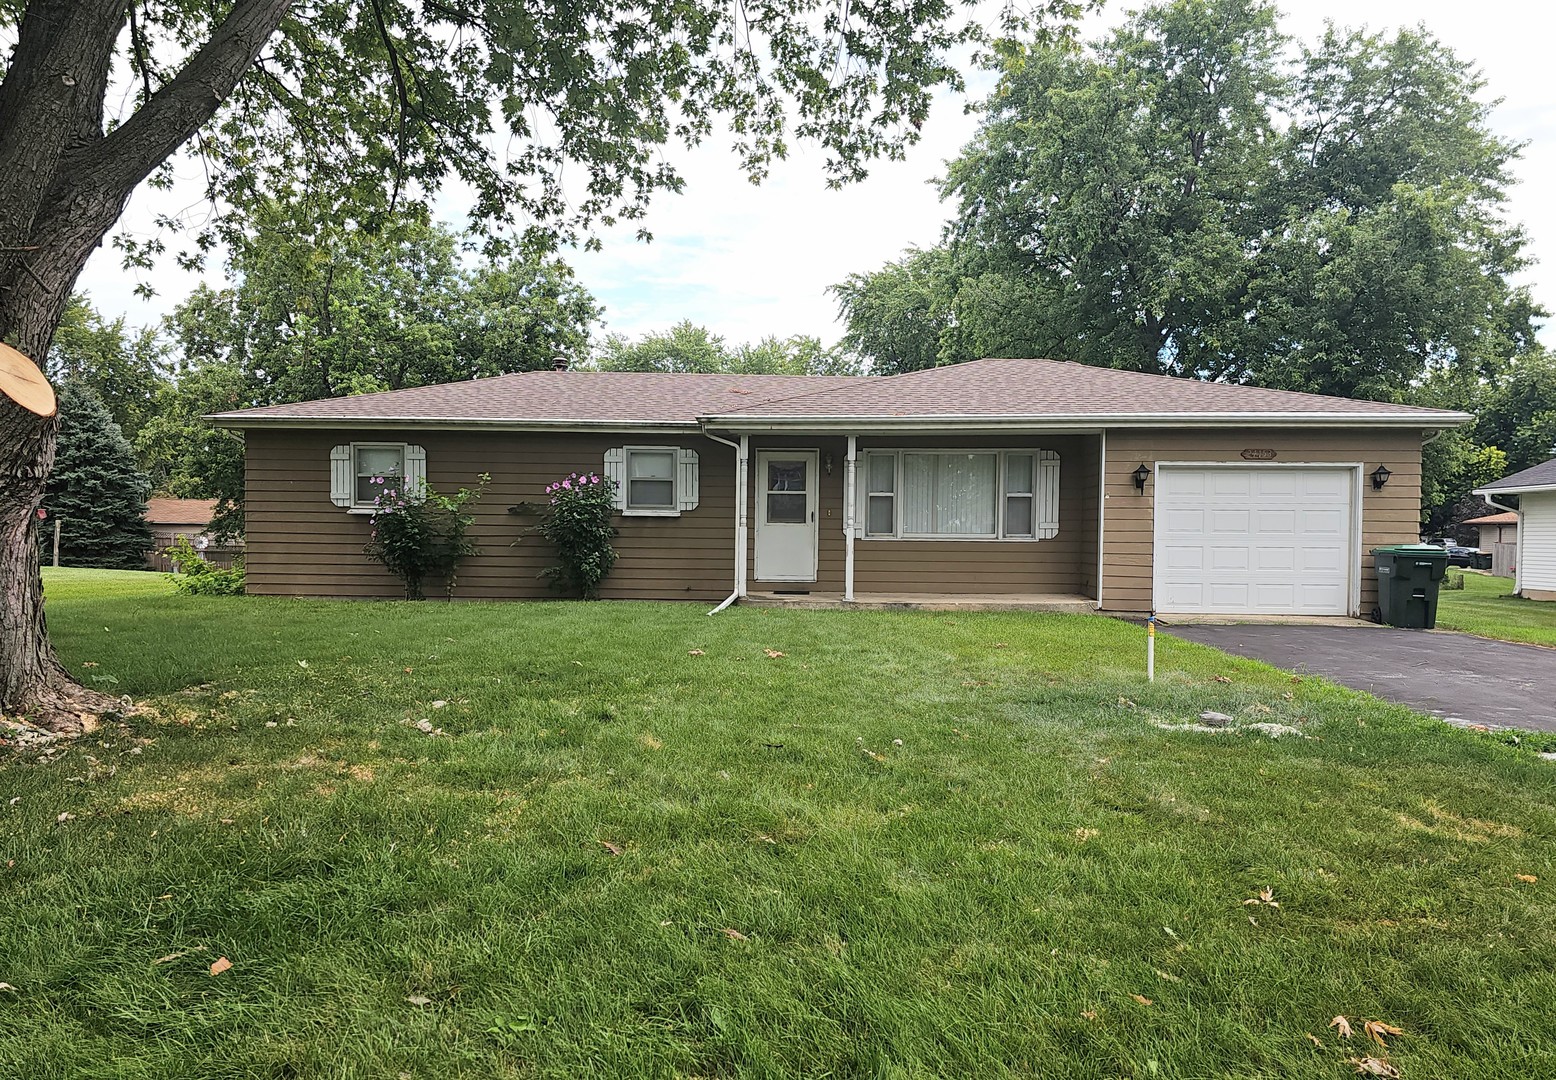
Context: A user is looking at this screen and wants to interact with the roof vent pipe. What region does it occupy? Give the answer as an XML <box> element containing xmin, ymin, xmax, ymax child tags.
<box><xmin>553</xmin><ymin>356</ymin><xmax>569</xmax><ymax>370</ymax></box>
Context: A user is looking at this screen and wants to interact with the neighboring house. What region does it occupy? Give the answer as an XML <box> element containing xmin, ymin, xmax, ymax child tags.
<box><xmin>144</xmin><ymin>498</ymin><xmax>241</xmax><ymax>571</ymax></box>
<box><xmin>209</xmin><ymin>359</ymin><xmax>1467</xmax><ymax>617</ymax></box>
<box><xmin>1474</xmin><ymin>457</ymin><xmax>1556</xmax><ymax>601</ymax></box>
<box><xmin>1461</xmin><ymin>510</ymin><xmax>1519</xmax><ymax>578</ymax></box>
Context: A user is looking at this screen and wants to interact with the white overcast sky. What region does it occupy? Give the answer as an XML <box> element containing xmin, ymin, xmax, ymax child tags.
<box><xmin>76</xmin><ymin>1</ymin><xmax>1556</xmax><ymax>351</ymax></box>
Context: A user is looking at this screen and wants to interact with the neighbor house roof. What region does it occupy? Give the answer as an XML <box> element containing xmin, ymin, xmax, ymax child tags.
<box><xmin>1475</xmin><ymin>457</ymin><xmax>1556</xmax><ymax>495</ymax></box>
<box><xmin>1462</xmin><ymin>511</ymin><xmax>1519</xmax><ymax>526</ymax></box>
<box><xmin>145</xmin><ymin>498</ymin><xmax>217</xmax><ymax>525</ymax></box>
<box><xmin>208</xmin><ymin>359</ymin><xmax>1469</xmax><ymax>431</ymax></box>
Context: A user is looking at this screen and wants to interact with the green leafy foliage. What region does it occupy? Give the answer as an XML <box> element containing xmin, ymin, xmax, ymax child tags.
<box><xmin>45</xmin><ymin>296</ymin><xmax>168</xmax><ymax>440</ymax></box>
<box><xmin>163</xmin><ymin>535</ymin><xmax>246</xmax><ymax>596</ymax></box>
<box><xmin>836</xmin><ymin>0</ymin><xmax>1539</xmax><ymax>397</ymax></box>
<box><xmin>364</xmin><ymin>475</ymin><xmax>489</xmax><ymax>600</ymax></box>
<box><xmin>592</xmin><ymin>321</ymin><xmax>862</xmax><ymax>375</ymax></box>
<box><xmin>43</xmin><ymin>382</ymin><xmax>154</xmax><ymax>570</ymax></box>
<box><xmin>535</xmin><ymin>473</ymin><xmax>619</xmax><ymax>599</ymax></box>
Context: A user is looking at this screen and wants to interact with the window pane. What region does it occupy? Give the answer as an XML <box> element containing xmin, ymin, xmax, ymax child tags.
<box><xmin>767</xmin><ymin>492</ymin><xmax>806</xmax><ymax>523</ymax></box>
<box><xmin>935</xmin><ymin>454</ymin><xmax>997</xmax><ymax>535</ymax></box>
<box><xmin>628</xmin><ymin>478</ymin><xmax>675</xmax><ymax>508</ymax></box>
<box><xmin>1004</xmin><ymin>495</ymin><xmax>1034</xmax><ymax>537</ymax></box>
<box><xmin>901</xmin><ymin>454</ymin><xmax>935</xmax><ymax>534</ymax></box>
<box><xmin>866</xmin><ymin>494</ymin><xmax>894</xmax><ymax>536</ymax></box>
<box><xmin>867</xmin><ymin>454</ymin><xmax>895</xmax><ymax>493</ymax></box>
<box><xmin>767</xmin><ymin>460</ymin><xmax>807</xmax><ymax>492</ymax></box>
<box><xmin>1005</xmin><ymin>454</ymin><xmax>1035</xmax><ymax>494</ymax></box>
<box><xmin>629</xmin><ymin>450</ymin><xmax>675</xmax><ymax>480</ymax></box>
<box><xmin>358</xmin><ymin>475</ymin><xmax>400</xmax><ymax>504</ymax></box>
<box><xmin>356</xmin><ymin>446</ymin><xmax>403</xmax><ymax>476</ymax></box>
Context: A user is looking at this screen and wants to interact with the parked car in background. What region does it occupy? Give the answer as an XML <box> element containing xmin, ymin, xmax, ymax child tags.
<box><xmin>1424</xmin><ymin>538</ymin><xmax>1493</xmax><ymax>569</ymax></box>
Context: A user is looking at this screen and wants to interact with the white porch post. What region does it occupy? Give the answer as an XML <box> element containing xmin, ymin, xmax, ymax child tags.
<box><xmin>737</xmin><ymin>434</ymin><xmax>750</xmax><ymax>597</ymax></box>
<box><xmin>844</xmin><ymin>435</ymin><xmax>857</xmax><ymax>602</ymax></box>
<box><xmin>1096</xmin><ymin>430</ymin><xmax>1107</xmax><ymax>610</ymax></box>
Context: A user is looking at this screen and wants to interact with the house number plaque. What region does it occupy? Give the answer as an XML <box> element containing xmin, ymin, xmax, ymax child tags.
<box><xmin>1240</xmin><ymin>448</ymin><xmax>1277</xmax><ymax>460</ymax></box>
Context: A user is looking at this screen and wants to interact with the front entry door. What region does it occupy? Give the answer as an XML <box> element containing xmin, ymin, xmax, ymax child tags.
<box><xmin>754</xmin><ymin>450</ymin><xmax>818</xmax><ymax>582</ymax></box>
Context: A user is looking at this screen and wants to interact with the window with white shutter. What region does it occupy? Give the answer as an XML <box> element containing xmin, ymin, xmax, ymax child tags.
<box><xmin>604</xmin><ymin>446</ymin><xmax>700</xmax><ymax>516</ymax></box>
<box><xmin>329</xmin><ymin>442</ymin><xmax>425</xmax><ymax>511</ymax></box>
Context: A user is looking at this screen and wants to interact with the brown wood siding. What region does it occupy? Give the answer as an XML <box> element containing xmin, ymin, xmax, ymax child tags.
<box><xmin>756</xmin><ymin>434</ymin><xmax>1100</xmax><ymax>597</ymax></box>
<box><xmin>1099</xmin><ymin>428</ymin><xmax>1425</xmax><ymax>615</ymax></box>
<box><xmin>244</xmin><ymin>429</ymin><xmax>736</xmax><ymax>600</ymax></box>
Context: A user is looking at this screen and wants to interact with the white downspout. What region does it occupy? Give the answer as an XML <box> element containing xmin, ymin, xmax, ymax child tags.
<box><xmin>1477</xmin><ymin>493</ymin><xmax>1523</xmax><ymax>595</ymax></box>
<box><xmin>704</xmin><ymin>431</ymin><xmax>748</xmax><ymax>614</ymax></box>
<box><xmin>1096</xmin><ymin>430</ymin><xmax>1107</xmax><ymax>610</ymax></box>
<box><xmin>844</xmin><ymin>435</ymin><xmax>857</xmax><ymax>602</ymax></box>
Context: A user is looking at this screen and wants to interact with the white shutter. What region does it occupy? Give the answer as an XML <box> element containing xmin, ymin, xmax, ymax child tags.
<box><xmin>404</xmin><ymin>444</ymin><xmax>427</xmax><ymax>498</ymax></box>
<box><xmin>330</xmin><ymin>445</ymin><xmax>353</xmax><ymax>506</ymax></box>
<box><xmin>678</xmin><ymin>448</ymin><xmax>700</xmax><ymax>511</ymax></box>
<box><xmin>1037</xmin><ymin>450</ymin><xmax>1060</xmax><ymax>539</ymax></box>
<box><xmin>603</xmin><ymin>447</ymin><xmax>627</xmax><ymax>511</ymax></box>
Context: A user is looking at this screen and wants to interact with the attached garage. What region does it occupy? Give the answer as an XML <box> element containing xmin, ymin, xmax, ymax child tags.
<box><xmin>1153</xmin><ymin>464</ymin><xmax>1360</xmax><ymax>616</ymax></box>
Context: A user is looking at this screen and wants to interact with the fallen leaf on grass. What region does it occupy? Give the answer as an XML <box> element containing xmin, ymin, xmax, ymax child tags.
<box><xmin>1330</xmin><ymin>1016</ymin><xmax>1354</xmax><ymax>1039</ymax></box>
<box><xmin>0</xmin><ymin>982</ymin><xmax>16</xmax><ymax>992</ymax></box>
<box><xmin>405</xmin><ymin>995</ymin><xmax>432</xmax><ymax>1006</ymax></box>
<box><xmin>1515</xmin><ymin>874</ymin><xmax>1538</xmax><ymax>884</ymax></box>
<box><xmin>720</xmin><ymin>928</ymin><xmax>749</xmax><ymax>942</ymax></box>
<box><xmin>56</xmin><ymin>812</ymin><xmax>75</xmax><ymax>824</ymax></box>
<box><xmin>992</xmin><ymin>642</ymin><xmax>1008</xmax><ymax>649</ymax></box>
<box><xmin>152</xmin><ymin>946</ymin><xmax>205</xmax><ymax>965</ymax></box>
<box><xmin>1351</xmin><ymin>1057</ymin><xmax>1400</xmax><ymax>1077</ymax></box>
<box><xmin>687</xmin><ymin>649</ymin><xmax>705</xmax><ymax>656</ymax></box>
<box><xmin>1130</xmin><ymin>994</ymin><xmax>1153</xmax><ymax>1006</ymax></box>
<box><xmin>1364</xmin><ymin>1020</ymin><xmax>1404</xmax><ymax>1047</ymax></box>
<box><xmin>1073</xmin><ymin>827</ymin><xmax>1099</xmax><ymax>841</ymax></box>
<box><xmin>1153</xmin><ymin>968</ymin><xmax>1182</xmax><ymax>984</ymax></box>
<box><xmin>1080</xmin><ymin>1010</ymin><xmax>1098</xmax><ymax>1021</ymax></box>
<box><xmin>1305</xmin><ymin>1033</ymin><xmax>1324</xmax><ymax>1047</ymax></box>
<box><xmin>209</xmin><ymin>956</ymin><xmax>232</xmax><ymax>976</ymax></box>
<box><xmin>1243</xmin><ymin>886</ymin><xmax>1280</xmax><ymax>908</ymax></box>
<box><xmin>763</xmin><ymin>649</ymin><xmax>785</xmax><ymax>659</ymax></box>
<box><xmin>599</xmin><ymin>840</ymin><xmax>623</xmax><ymax>856</ymax></box>
<box><xmin>1214</xmin><ymin>675</ymin><xmax>1232</xmax><ymax>684</ymax></box>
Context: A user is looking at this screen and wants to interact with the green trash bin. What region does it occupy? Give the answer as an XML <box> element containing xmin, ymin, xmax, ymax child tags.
<box><xmin>1372</xmin><ymin>544</ymin><xmax>1449</xmax><ymax>628</ymax></box>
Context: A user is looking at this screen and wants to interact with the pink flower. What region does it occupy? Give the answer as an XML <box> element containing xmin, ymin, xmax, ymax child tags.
<box><xmin>562</xmin><ymin>479</ymin><xmax>572</xmax><ymax>489</ymax></box>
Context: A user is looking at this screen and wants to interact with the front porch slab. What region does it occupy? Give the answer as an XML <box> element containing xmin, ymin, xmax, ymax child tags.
<box><xmin>742</xmin><ymin>591</ymin><xmax>1098</xmax><ymax>613</ymax></box>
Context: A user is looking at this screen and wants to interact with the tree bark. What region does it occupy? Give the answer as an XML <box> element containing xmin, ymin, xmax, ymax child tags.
<box><xmin>0</xmin><ymin>0</ymin><xmax>294</xmax><ymax>731</ymax></box>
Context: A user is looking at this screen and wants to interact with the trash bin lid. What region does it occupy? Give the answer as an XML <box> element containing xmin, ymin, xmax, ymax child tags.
<box><xmin>1372</xmin><ymin>544</ymin><xmax>1449</xmax><ymax>556</ymax></box>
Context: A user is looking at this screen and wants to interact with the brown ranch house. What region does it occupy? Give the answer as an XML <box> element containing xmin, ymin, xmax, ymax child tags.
<box><xmin>209</xmin><ymin>358</ymin><xmax>1467</xmax><ymax>618</ymax></box>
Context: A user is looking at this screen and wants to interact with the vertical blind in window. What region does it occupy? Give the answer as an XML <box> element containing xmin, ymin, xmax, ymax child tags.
<box><xmin>860</xmin><ymin>450</ymin><xmax>1059</xmax><ymax>540</ymax></box>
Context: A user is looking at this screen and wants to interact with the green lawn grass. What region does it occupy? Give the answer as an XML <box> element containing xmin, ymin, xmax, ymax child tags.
<box><xmin>1436</xmin><ymin>571</ymin><xmax>1556</xmax><ymax>647</ymax></box>
<box><xmin>3</xmin><ymin>568</ymin><xmax>1554</xmax><ymax>1078</ymax></box>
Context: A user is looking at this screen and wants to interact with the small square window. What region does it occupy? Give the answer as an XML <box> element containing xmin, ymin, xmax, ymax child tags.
<box><xmin>626</xmin><ymin>449</ymin><xmax>677</xmax><ymax>511</ymax></box>
<box><xmin>355</xmin><ymin>445</ymin><xmax>404</xmax><ymax>505</ymax></box>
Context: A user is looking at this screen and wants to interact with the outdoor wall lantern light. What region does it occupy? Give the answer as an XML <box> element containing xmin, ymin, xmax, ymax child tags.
<box><xmin>1370</xmin><ymin>465</ymin><xmax>1392</xmax><ymax>490</ymax></box>
<box><xmin>823</xmin><ymin>452</ymin><xmax>835</xmax><ymax>476</ymax></box>
<box><xmin>1132</xmin><ymin>464</ymin><xmax>1151</xmax><ymax>492</ymax></box>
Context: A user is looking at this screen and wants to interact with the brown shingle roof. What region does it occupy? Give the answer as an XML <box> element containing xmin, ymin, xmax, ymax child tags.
<box><xmin>145</xmin><ymin>498</ymin><xmax>217</xmax><ymax>525</ymax></box>
<box><xmin>208</xmin><ymin>371</ymin><xmax>865</xmax><ymax>427</ymax></box>
<box><xmin>1462</xmin><ymin>511</ymin><xmax>1519</xmax><ymax>526</ymax></box>
<box><xmin>714</xmin><ymin>358</ymin><xmax>1461</xmax><ymax>423</ymax></box>
<box><xmin>208</xmin><ymin>359</ymin><xmax>1467</xmax><ymax>429</ymax></box>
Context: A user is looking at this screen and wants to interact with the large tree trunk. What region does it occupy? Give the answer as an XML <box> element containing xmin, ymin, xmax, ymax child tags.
<box><xmin>0</xmin><ymin>0</ymin><xmax>294</xmax><ymax>732</ymax></box>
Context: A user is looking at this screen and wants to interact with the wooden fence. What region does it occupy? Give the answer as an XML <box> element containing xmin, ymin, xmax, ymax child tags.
<box><xmin>145</xmin><ymin>546</ymin><xmax>244</xmax><ymax>573</ymax></box>
<box><xmin>1490</xmin><ymin>542</ymin><xmax>1517</xmax><ymax>580</ymax></box>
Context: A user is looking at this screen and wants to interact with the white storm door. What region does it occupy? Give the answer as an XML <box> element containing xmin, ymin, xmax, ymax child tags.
<box><xmin>1154</xmin><ymin>466</ymin><xmax>1354</xmax><ymax>615</ymax></box>
<box><xmin>755</xmin><ymin>451</ymin><xmax>818</xmax><ymax>582</ymax></box>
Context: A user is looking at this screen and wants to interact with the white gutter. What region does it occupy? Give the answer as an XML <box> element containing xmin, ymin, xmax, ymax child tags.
<box><xmin>1095</xmin><ymin>430</ymin><xmax>1106</xmax><ymax>610</ymax></box>
<box><xmin>703</xmin><ymin>431</ymin><xmax>748</xmax><ymax>614</ymax></box>
<box><xmin>844</xmin><ymin>435</ymin><xmax>857</xmax><ymax>602</ymax></box>
<box><xmin>699</xmin><ymin>411</ymin><xmax>1470</xmax><ymax>431</ymax></box>
<box><xmin>1474</xmin><ymin>482</ymin><xmax>1556</xmax><ymax>497</ymax></box>
<box><xmin>204</xmin><ymin>415</ymin><xmax>701</xmax><ymax>433</ymax></box>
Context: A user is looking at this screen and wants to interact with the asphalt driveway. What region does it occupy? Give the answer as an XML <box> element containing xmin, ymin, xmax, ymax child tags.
<box><xmin>1166</xmin><ymin>624</ymin><xmax>1556</xmax><ymax>732</ymax></box>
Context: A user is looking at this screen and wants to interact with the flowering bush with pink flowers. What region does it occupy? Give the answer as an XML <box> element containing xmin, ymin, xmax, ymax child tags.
<box><xmin>364</xmin><ymin>474</ymin><xmax>489</xmax><ymax>599</ymax></box>
<box><xmin>537</xmin><ymin>471</ymin><xmax>618</xmax><ymax>598</ymax></box>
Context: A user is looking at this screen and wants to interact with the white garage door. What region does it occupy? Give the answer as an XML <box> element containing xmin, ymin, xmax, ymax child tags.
<box><xmin>1154</xmin><ymin>466</ymin><xmax>1355</xmax><ymax>615</ymax></box>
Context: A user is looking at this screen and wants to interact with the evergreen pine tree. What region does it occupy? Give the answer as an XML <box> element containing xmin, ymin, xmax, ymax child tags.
<box><xmin>44</xmin><ymin>382</ymin><xmax>154</xmax><ymax>569</ymax></box>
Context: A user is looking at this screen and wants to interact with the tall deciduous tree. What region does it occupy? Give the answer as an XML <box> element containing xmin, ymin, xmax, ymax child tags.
<box><xmin>836</xmin><ymin>0</ymin><xmax>1539</xmax><ymax>397</ymax></box>
<box><xmin>44</xmin><ymin>382</ymin><xmax>154</xmax><ymax>570</ymax></box>
<box><xmin>47</xmin><ymin>295</ymin><xmax>167</xmax><ymax>440</ymax></box>
<box><xmin>593</xmin><ymin>321</ymin><xmax>861</xmax><ymax>374</ymax></box>
<box><xmin>1</xmin><ymin>0</ymin><xmax>1049</xmax><ymax>727</ymax></box>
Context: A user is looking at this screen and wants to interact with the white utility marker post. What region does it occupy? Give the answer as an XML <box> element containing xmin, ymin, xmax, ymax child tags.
<box><xmin>1147</xmin><ymin>613</ymin><xmax>1156</xmax><ymax>682</ymax></box>
<box><xmin>53</xmin><ymin>517</ymin><xmax>61</xmax><ymax>567</ymax></box>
